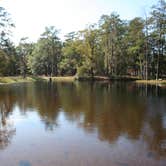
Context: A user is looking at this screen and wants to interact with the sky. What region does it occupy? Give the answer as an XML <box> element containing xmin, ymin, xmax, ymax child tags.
<box><xmin>0</xmin><ymin>0</ymin><xmax>157</xmax><ymax>44</ymax></box>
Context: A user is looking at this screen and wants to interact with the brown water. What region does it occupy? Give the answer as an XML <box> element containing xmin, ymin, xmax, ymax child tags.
<box><xmin>0</xmin><ymin>82</ymin><xmax>166</xmax><ymax>166</ymax></box>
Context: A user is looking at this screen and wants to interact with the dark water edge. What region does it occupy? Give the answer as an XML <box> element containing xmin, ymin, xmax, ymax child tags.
<box><xmin>0</xmin><ymin>82</ymin><xmax>166</xmax><ymax>166</ymax></box>
<box><xmin>75</xmin><ymin>76</ymin><xmax>138</xmax><ymax>81</ymax></box>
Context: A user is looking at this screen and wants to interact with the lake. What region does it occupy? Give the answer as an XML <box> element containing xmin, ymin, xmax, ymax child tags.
<box><xmin>0</xmin><ymin>81</ymin><xmax>166</xmax><ymax>166</ymax></box>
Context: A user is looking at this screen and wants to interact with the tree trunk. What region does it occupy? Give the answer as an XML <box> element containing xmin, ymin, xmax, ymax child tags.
<box><xmin>156</xmin><ymin>48</ymin><xmax>160</xmax><ymax>80</ymax></box>
<box><xmin>156</xmin><ymin>37</ymin><xmax>161</xmax><ymax>80</ymax></box>
<box><xmin>139</xmin><ymin>54</ymin><xmax>143</xmax><ymax>79</ymax></box>
<box><xmin>91</xmin><ymin>67</ymin><xmax>94</xmax><ymax>79</ymax></box>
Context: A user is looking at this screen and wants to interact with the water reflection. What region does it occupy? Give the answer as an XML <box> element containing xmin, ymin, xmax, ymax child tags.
<box><xmin>0</xmin><ymin>82</ymin><xmax>166</xmax><ymax>165</ymax></box>
<box><xmin>0</xmin><ymin>87</ymin><xmax>16</xmax><ymax>149</ymax></box>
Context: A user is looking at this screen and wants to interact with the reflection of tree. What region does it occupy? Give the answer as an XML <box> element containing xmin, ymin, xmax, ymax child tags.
<box><xmin>0</xmin><ymin>82</ymin><xmax>61</xmax><ymax>131</ymax></box>
<box><xmin>58</xmin><ymin>82</ymin><xmax>166</xmax><ymax>157</ymax></box>
<box><xmin>142</xmin><ymin>98</ymin><xmax>166</xmax><ymax>157</ymax></box>
<box><xmin>0</xmin><ymin>82</ymin><xmax>166</xmax><ymax>157</ymax></box>
<box><xmin>149</xmin><ymin>115</ymin><xmax>166</xmax><ymax>157</ymax></box>
<box><xmin>58</xmin><ymin>82</ymin><xmax>146</xmax><ymax>142</ymax></box>
<box><xmin>0</xmin><ymin>91</ymin><xmax>16</xmax><ymax>149</ymax></box>
<box><xmin>31</xmin><ymin>82</ymin><xmax>60</xmax><ymax>130</ymax></box>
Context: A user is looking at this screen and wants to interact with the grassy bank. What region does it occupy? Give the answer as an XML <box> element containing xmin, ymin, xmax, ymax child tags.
<box><xmin>40</xmin><ymin>76</ymin><xmax>75</xmax><ymax>82</ymax></box>
<box><xmin>135</xmin><ymin>79</ymin><xmax>166</xmax><ymax>86</ymax></box>
<box><xmin>41</xmin><ymin>75</ymin><xmax>138</xmax><ymax>82</ymax></box>
<box><xmin>76</xmin><ymin>76</ymin><xmax>138</xmax><ymax>81</ymax></box>
<box><xmin>0</xmin><ymin>76</ymin><xmax>75</xmax><ymax>84</ymax></box>
<box><xmin>0</xmin><ymin>76</ymin><xmax>35</xmax><ymax>84</ymax></box>
<box><xmin>0</xmin><ymin>76</ymin><xmax>45</xmax><ymax>84</ymax></box>
<box><xmin>0</xmin><ymin>75</ymin><xmax>138</xmax><ymax>84</ymax></box>
<box><xmin>1</xmin><ymin>76</ymin><xmax>165</xmax><ymax>86</ymax></box>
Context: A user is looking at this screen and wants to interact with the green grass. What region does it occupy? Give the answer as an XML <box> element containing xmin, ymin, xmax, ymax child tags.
<box><xmin>40</xmin><ymin>76</ymin><xmax>75</xmax><ymax>82</ymax></box>
<box><xmin>0</xmin><ymin>76</ymin><xmax>75</xmax><ymax>84</ymax></box>
<box><xmin>0</xmin><ymin>76</ymin><xmax>137</xmax><ymax>84</ymax></box>
<box><xmin>75</xmin><ymin>75</ymin><xmax>139</xmax><ymax>81</ymax></box>
<box><xmin>135</xmin><ymin>79</ymin><xmax>166</xmax><ymax>85</ymax></box>
<box><xmin>0</xmin><ymin>76</ymin><xmax>38</xmax><ymax>84</ymax></box>
<box><xmin>1</xmin><ymin>76</ymin><xmax>165</xmax><ymax>86</ymax></box>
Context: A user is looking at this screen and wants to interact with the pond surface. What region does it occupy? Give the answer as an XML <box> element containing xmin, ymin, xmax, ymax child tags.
<box><xmin>0</xmin><ymin>81</ymin><xmax>166</xmax><ymax>166</ymax></box>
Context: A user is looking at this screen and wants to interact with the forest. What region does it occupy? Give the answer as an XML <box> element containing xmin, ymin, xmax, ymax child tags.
<box><xmin>0</xmin><ymin>0</ymin><xmax>165</xmax><ymax>80</ymax></box>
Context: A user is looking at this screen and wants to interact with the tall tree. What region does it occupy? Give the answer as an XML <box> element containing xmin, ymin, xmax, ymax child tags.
<box><xmin>80</xmin><ymin>25</ymin><xmax>99</xmax><ymax>78</ymax></box>
<box><xmin>0</xmin><ymin>7</ymin><xmax>14</xmax><ymax>49</ymax></box>
<box><xmin>60</xmin><ymin>32</ymin><xmax>83</xmax><ymax>75</ymax></box>
<box><xmin>16</xmin><ymin>38</ymin><xmax>34</xmax><ymax>78</ymax></box>
<box><xmin>99</xmin><ymin>13</ymin><xmax>126</xmax><ymax>76</ymax></box>
<box><xmin>150</xmin><ymin>0</ymin><xmax>166</xmax><ymax>79</ymax></box>
<box><xmin>41</xmin><ymin>26</ymin><xmax>61</xmax><ymax>76</ymax></box>
<box><xmin>0</xmin><ymin>49</ymin><xmax>9</xmax><ymax>75</ymax></box>
<box><xmin>29</xmin><ymin>26</ymin><xmax>62</xmax><ymax>76</ymax></box>
<box><xmin>0</xmin><ymin>7</ymin><xmax>15</xmax><ymax>76</ymax></box>
<box><xmin>127</xmin><ymin>17</ymin><xmax>145</xmax><ymax>78</ymax></box>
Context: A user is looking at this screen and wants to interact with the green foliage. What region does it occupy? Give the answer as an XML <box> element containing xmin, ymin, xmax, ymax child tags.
<box><xmin>99</xmin><ymin>13</ymin><xmax>128</xmax><ymax>76</ymax></box>
<box><xmin>77</xmin><ymin>65</ymin><xmax>89</xmax><ymax>77</ymax></box>
<box><xmin>0</xmin><ymin>0</ymin><xmax>165</xmax><ymax>79</ymax></box>
<box><xmin>0</xmin><ymin>49</ymin><xmax>9</xmax><ymax>75</ymax></box>
<box><xmin>0</xmin><ymin>7</ymin><xmax>14</xmax><ymax>49</ymax></box>
<box><xmin>29</xmin><ymin>26</ymin><xmax>62</xmax><ymax>76</ymax></box>
<box><xmin>16</xmin><ymin>38</ymin><xmax>34</xmax><ymax>78</ymax></box>
<box><xmin>60</xmin><ymin>33</ymin><xmax>83</xmax><ymax>75</ymax></box>
<box><xmin>126</xmin><ymin>17</ymin><xmax>145</xmax><ymax>78</ymax></box>
<box><xmin>150</xmin><ymin>0</ymin><xmax>166</xmax><ymax>79</ymax></box>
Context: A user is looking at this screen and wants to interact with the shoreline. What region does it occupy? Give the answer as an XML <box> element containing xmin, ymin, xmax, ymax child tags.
<box><xmin>0</xmin><ymin>76</ymin><xmax>166</xmax><ymax>86</ymax></box>
<box><xmin>0</xmin><ymin>76</ymin><xmax>45</xmax><ymax>84</ymax></box>
<box><xmin>135</xmin><ymin>79</ymin><xmax>166</xmax><ymax>86</ymax></box>
<box><xmin>0</xmin><ymin>76</ymin><xmax>36</xmax><ymax>84</ymax></box>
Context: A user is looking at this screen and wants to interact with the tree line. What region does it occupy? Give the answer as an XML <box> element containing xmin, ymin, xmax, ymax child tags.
<box><xmin>0</xmin><ymin>0</ymin><xmax>165</xmax><ymax>79</ymax></box>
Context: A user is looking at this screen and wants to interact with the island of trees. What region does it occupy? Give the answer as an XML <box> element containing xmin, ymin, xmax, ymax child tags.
<box><xmin>0</xmin><ymin>0</ymin><xmax>165</xmax><ymax>81</ymax></box>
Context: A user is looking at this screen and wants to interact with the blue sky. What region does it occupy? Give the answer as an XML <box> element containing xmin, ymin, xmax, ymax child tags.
<box><xmin>0</xmin><ymin>0</ymin><xmax>157</xmax><ymax>44</ymax></box>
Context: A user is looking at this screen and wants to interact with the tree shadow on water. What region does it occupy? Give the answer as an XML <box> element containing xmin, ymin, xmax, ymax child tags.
<box><xmin>0</xmin><ymin>101</ymin><xmax>16</xmax><ymax>150</ymax></box>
